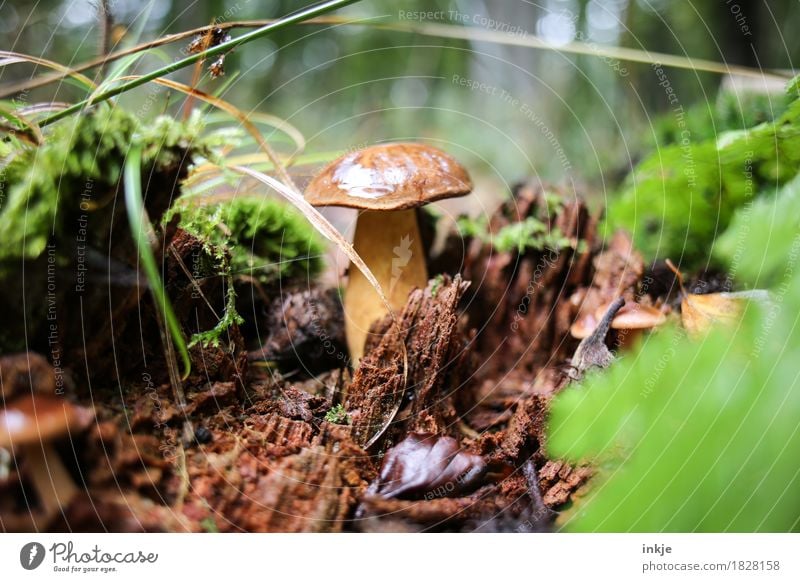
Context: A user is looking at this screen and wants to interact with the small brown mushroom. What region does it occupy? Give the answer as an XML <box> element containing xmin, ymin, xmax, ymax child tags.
<box><xmin>570</xmin><ymin>300</ymin><xmax>666</xmax><ymax>348</ymax></box>
<box><xmin>0</xmin><ymin>352</ymin><xmax>57</xmax><ymax>401</ymax></box>
<box><xmin>305</xmin><ymin>143</ymin><xmax>472</xmax><ymax>361</ymax></box>
<box><xmin>569</xmin><ymin>313</ymin><xmax>600</xmax><ymax>340</ymax></box>
<box><xmin>0</xmin><ymin>394</ymin><xmax>93</xmax><ymax>528</ymax></box>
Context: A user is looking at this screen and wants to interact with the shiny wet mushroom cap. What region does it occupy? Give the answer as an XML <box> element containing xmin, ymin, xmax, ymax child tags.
<box><xmin>304</xmin><ymin>142</ymin><xmax>473</xmax><ymax>211</ymax></box>
<box><xmin>305</xmin><ymin>143</ymin><xmax>473</xmax><ymax>362</ymax></box>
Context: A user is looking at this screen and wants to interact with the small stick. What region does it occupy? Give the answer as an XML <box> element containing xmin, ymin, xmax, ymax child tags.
<box><xmin>569</xmin><ymin>297</ymin><xmax>625</xmax><ymax>380</ymax></box>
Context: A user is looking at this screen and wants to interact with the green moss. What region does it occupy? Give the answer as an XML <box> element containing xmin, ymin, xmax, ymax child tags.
<box><xmin>189</xmin><ymin>281</ymin><xmax>244</xmax><ymax>348</ymax></box>
<box><xmin>650</xmin><ymin>89</ymin><xmax>791</xmax><ymax>148</ymax></box>
<box><xmin>324</xmin><ymin>404</ymin><xmax>350</xmax><ymax>425</ymax></box>
<box><xmin>455</xmin><ymin>215</ymin><xmax>488</xmax><ymax>239</ymax></box>
<box><xmin>493</xmin><ymin>218</ymin><xmax>574</xmax><ymax>253</ymax></box>
<box><xmin>430</xmin><ymin>274</ymin><xmax>445</xmax><ymax>297</ymax></box>
<box><xmin>604</xmin><ymin>77</ymin><xmax>800</xmax><ymax>266</ymax></box>
<box><xmin>175</xmin><ymin>196</ymin><xmax>325</xmax><ymax>287</ymax></box>
<box><xmin>0</xmin><ymin>106</ymin><xmax>209</xmax><ymax>271</ymax></box>
<box><xmin>457</xmin><ymin>214</ymin><xmax>577</xmax><ymax>254</ymax></box>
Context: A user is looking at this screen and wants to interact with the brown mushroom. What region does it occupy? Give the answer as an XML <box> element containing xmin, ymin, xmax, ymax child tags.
<box><xmin>0</xmin><ymin>394</ymin><xmax>93</xmax><ymax>527</ymax></box>
<box><xmin>0</xmin><ymin>352</ymin><xmax>57</xmax><ymax>401</ymax></box>
<box><xmin>569</xmin><ymin>313</ymin><xmax>600</xmax><ymax>341</ymax></box>
<box><xmin>570</xmin><ymin>300</ymin><xmax>666</xmax><ymax>348</ymax></box>
<box><xmin>305</xmin><ymin>143</ymin><xmax>473</xmax><ymax>361</ymax></box>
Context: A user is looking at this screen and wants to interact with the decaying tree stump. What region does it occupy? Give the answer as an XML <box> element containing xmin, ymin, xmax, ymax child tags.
<box><xmin>345</xmin><ymin>275</ymin><xmax>473</xmax><ymax>449</ymax></box>
<box><xmin>459</xmin><ymin>182</ymin><xmax>597</xmax><ymax>379</ymax></box>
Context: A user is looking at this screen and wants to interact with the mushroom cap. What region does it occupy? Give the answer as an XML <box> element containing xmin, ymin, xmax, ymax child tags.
<box><xmin>304</xmin><ymin>143</ymin><xmax>473</xmax><ymax>211</ymax></box>
<box><xmin>0</xmin><ymin>352</ymin><xmax>56</xmax><ymax>401</ymax></box>
<box><xmin>570</xmin><ymin>301</ymin><xmax>666</xmax><ymax>339</ymax></box>
<box><xmin>569</xmin><ymin>313</ymin><xmax>599</xmax><ymax>339</ymax></box>
<box><xmin>596</xmin><ymin>302</ymin><xmax>666</xmax><ymax>330</ymax></box>
<box><xmin>0</xmin><ymin>395</ymin><xmax>93</xmax><ymax>448</ymax></box>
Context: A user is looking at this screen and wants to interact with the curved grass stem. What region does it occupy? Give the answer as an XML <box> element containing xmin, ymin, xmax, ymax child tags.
<box><xmin>123</xmin><ymin>144</ymin><xmax>192</xmax><ymax>384</ymax></box>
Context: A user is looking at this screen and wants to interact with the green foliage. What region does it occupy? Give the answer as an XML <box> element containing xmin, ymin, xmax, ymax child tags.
<box><xmin>324</xmin><ymin>404</ymin><xmax>350</xmax><ymax>425</ymax></box>
<box><xmin>124</xmin><ymin>143</ymin><xmax>191</xmax><ymax>378</ymax></box>
<box><xmin>715</xmin><ymin>173</ymin><xmax>800</xmax><ymax>288</ymax></box>
<box><xmin>456</xmin><ymin>192</ymin><xmax>585</xmax><ymax>254</ymax></box>
<box><xmin>455</xmin><ymin>215</ymin><xmax>487</xmax><ymax>239</ymax></box>
<box><xmin>604</xmin><ymin>79</ymin><xmax>800</xmax><ymax>266</ymax></box>
<box><xmin>493</xmin><ymin>218</ymin><xmax>573</xmax><ymax>254</ymax></box>
<box><xmin>0</xmin><ymin>106</ymin><xmax>135</xmax><ymax>264</ymax></box>
<box><xmin>176</xmin><ymin>196</ymin><xmax>325</xmax><ymax>287</ymax></box>
<box><xmin>549</xmin><ymin>174</ymin><xmax>800</xmax><ymax>532</ymax></box>
<box><xmin>199</xmin><ymin>516</ymin><xmax>219</xmax><ymax>533</ymax></box>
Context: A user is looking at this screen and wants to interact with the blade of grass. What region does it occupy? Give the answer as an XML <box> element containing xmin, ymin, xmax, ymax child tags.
<box><xmin>15</xmin><ymin>103</ymin><xmax>72</xmax><ymax>119</ymax></box>
<box><xmin>378</xmin><ymin>21</ymin><xmax>792</xmax><ymax>81</ymax></box>
<box><xmin>0</xmin><ymin>17</ymin><xmax>348</xmax><ymax>99</ymax></box>
<box><xmin>3</xmin><ymin>9</ymin><xmax>788</xmax><ymax>102</ymax></box>
<box><xmin>123</xmin><ymin>144</ymin><xmax>192</xmax><ymax>385</ymax></box>
<box><xmin>198</xmin><ymin>71</ymin><xmax>241</xmax><ymax>115</ymax></box>
<box><xmin>186</xmin><ymin>150</ymin><xmax>338</xmax><ymax>182</ymax></box>
<box><xmin>230</xmin><ymin>165</ymin><xmax>396</xmax><ymax>327</ymax></box>
<box><xmin>119</xmin><ymin>75</ymin><xmax>300</xmax><ymax>195</ymax></box>
<box><xmin>244</xmin><ymin>111</ymin><xmax>307</xmax><ymax>159</ymax></box>
<box><xmin>37</xmin><ymin>0</ymin><xmax>363</xmax><ymax>128</ymax></box>
<box><xmin>0</xmin><ymin>51</ymin><xmax>97</xmax><ymax>91</ymax></box>
<box><xmin>182</xmin><ymin>150</ymin><xmax>346</xmax><ymax>196</ymax></box>
<box><xmin>88</xmin><ymin>49</ymin><xmax>171</xmax><ymax>105</ymax></box>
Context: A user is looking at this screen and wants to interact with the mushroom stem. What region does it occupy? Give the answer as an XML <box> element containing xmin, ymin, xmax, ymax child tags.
<box><xmin>24</xmin><ymin>443</ymin><xmax>79</xmax><ymax>522</ymax></box>
<box><xmin>345</xmin><ymin>209</ymin><xmax>428</xmax><ymax>362</ymax></box>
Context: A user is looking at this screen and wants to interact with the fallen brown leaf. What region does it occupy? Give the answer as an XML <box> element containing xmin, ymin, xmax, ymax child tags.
<box><xmin>372</xmin><ymin>433</ymin><xmax>487</xmax><ymax>500</ymax></box>
<box><xmin>667</xmin><ymin>260</ymin><xmax>770</xmax><ymax>335</ymax></box>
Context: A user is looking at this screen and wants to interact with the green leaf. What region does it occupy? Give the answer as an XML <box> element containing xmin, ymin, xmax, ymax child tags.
<box><xmin>552</xmin><ymin>117</ymin><xmax>800</xmax><ymax>531</ymax></box>
<box><xmin>124</xmin><ymin>144</ymin><xmax>192</xmax><ymax>379</ymax></box>
<box><xmin>549</xmin><ymin>303</ymin><xmax>800</xmax><ymax>532</ymax></box>
<box><xmin>716</xmin><ymin>173</ymin><xmax>800</xmax><ymax>287</ymax></box>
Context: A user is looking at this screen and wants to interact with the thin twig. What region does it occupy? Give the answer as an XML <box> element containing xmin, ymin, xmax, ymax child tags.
<box><xmin>96</xmin><ymin>0</ymin><xmax>113</xmax><ymax>78</ymax></box>
<box><xmin>0</xmin><ymin>18</ymin><xmax>344</xmax><ymax>99</ymax></box>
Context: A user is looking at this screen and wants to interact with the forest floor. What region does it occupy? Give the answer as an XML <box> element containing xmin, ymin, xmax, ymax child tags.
<box><xmin>2</xmin><ymin>181</ymin><xmax>686</xmax><ymax>533</ymax></box>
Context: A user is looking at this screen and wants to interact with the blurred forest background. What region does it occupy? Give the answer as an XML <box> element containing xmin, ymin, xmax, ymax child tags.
<box><xmin>2</xmin><ymin>0</ymin><xmax>798</xmax><ymax>192</ymax></box>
